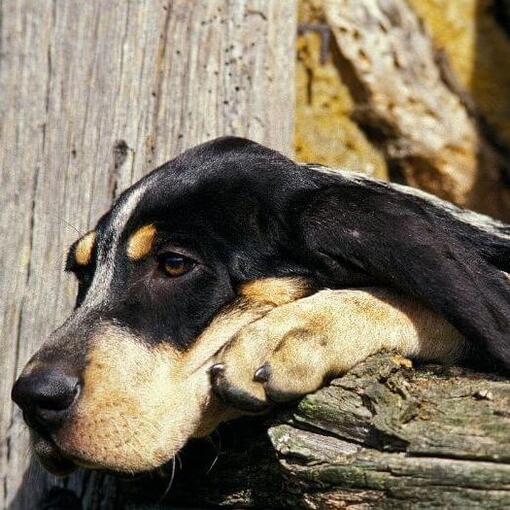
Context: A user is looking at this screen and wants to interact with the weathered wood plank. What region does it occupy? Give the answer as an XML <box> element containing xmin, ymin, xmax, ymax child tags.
<box><xmin>0</xmin><ymin>1</ymin><xmax>296</xmax><ymax>508</ymax></box>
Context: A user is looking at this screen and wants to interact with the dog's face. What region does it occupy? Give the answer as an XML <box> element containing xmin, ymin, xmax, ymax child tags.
<box><xmin>12</xmin><ymin>138</ymin><xmax>318</xmax><ymax>475</ymax></box>
<box><xmin>13</xmin><ymin>136</ymin><xmax>508</xmax><ymax>475</ymax></box>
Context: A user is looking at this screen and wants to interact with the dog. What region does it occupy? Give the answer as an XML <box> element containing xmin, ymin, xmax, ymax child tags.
<box><xmin>12</xmin><ymin>136</ymin><xmax>510</xmax><ymax>476</ymax></box>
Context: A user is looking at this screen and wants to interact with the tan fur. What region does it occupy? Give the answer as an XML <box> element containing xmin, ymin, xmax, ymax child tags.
<box><xmin>43</xmin><ymin>279</ymin><xmax>464</xmax><ymax>473</ymax></box>
<box><xmin>50</xmin><ymin>277</ymin><xmax>309</xmax><ymax>472</ymax></box>
<box><xmin>186</xmin><ymin>277</ymin><xmax>311</xmax><ymax>374</ymax></box>
<box><xmin>214</xmin><ymin>288</ymin><xmax>465</xmax><ymax>402</ymax></box>
<box><xmin>74</xmin><ymin>231</ymin><xmax>96</xmax><ymax>266</ymax></box>
<box><xmin>56</xmin><ymin>324</ymin><xmax>233</xmax><ymax>472</ymax></box>
<box><xmin>126</xmin><ymin>224</ymin><xmax>157</xmax><ymax>260</ymax></box>
<box><xmin>265</xmin><ymin>289</ymin><xmax>464</xmax><ymax>397</ymax></box>
<box><xmin>238</xmin><ymin>277</ymin><xmax>311</xmax><ymax>306</ymax></box>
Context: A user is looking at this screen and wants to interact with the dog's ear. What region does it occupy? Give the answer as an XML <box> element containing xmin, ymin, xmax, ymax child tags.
<box><xmin>286</xmin><ymin>172</ymin><xmax>510</xmax><ymax>370</ymax></box>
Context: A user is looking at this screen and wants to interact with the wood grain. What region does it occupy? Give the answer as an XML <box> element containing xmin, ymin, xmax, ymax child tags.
<box><xmin>0</xmin><ymin>1</ymin><xmax>296</xmax><ymax>508</ymax></box>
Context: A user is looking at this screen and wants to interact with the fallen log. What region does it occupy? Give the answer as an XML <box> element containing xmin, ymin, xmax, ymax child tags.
<box><xmin>99</xmin><ymin>352</ymin><xmax>510</xmax><ymax>509</ymax></box>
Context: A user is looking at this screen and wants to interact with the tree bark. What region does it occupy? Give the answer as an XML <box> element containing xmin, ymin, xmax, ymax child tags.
<box><xmin>296</xmin><ymin>0</ymin><xmax>510</xmax><ymax>220</ymax></box>
<box><xmin>0</xmin><ymin>2</ymin><xmax>296</xmax><ymax>509</ymax></box>
<box><xmin>322</xmin><ymin>0</ymin><xmax>510</xmax><ymax>220</ymax></box>
<box><xmin>122</xmin><ymin>353</ymin><xmax>510</xmax><ymax>510</ymax></box>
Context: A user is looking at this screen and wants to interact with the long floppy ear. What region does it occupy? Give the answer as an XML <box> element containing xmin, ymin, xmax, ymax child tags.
<box><xmin>288</xmin><ymin>168</ymin><xmax>510</xmax><ymax>370</ymax></box>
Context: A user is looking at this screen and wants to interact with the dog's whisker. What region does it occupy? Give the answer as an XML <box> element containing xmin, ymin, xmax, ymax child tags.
<box><xmin>175</xmin><ymin>452</ymin><xmax>183</xmax><ymax>471</ymax></box>
<box><xmin>205</xmin><ymin>451</ymin><xmax>219</xmax><ymax>475</ymax></box>
<box><xmin>52</xmin><ymin>215</ymin><xmax>84</xmax><ymax>237</ymax></box>
<box><xmin>159</xmin><ymin>456</ymin><xmax>176</xmax><ymax>501</ymax></box>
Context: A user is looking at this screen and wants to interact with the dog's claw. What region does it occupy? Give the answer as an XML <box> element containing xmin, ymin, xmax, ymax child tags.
<box><xmin>209</xmin><ymin>363</ymin><xmax>225</xmax><ymax>377</ymax></box>
<box><xmin>254</xmin><ymin>363</ymin><xmax>271</xmax><ymax>382</ymax></box>
<box><xmin>209</xmin><ymin>362</ymin><xmax>271</xmax><ymax>413</ymax></box>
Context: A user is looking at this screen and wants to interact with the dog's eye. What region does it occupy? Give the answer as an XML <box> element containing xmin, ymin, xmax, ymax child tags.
<box><xmin>158</xmin><ymin>252</ymin><xmax>195</xmax><ymax>277</ymax></box>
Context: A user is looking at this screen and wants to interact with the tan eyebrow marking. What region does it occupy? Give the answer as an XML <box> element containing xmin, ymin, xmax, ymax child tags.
<box><xmin>127</xmin><ymin>224</ymin><xmax>157</xmax><ymax>260</ymax></box>
<box><xmin>75</xmin><ymin>231</ymin><xmax>96</xmax><ymax>266</ymax></box>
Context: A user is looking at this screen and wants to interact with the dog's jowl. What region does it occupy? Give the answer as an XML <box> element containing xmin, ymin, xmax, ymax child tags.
<box><xmin>12</xmin><ymin>137</ymin><xmax>510</xmax><ymax>474</ymax></box>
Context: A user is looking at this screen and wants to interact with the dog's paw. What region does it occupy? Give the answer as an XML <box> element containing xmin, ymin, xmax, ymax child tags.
<box><xmin>208</xmin><ymin>320</ymin><xmax>281</xmax><ymax>414</ymax></box>
<box><xmin>209</xmin><ymin>292</ymin><xmax>340</xmax><ymax>413</ymax></box>
<box><xmin>251</xmin><ymin>329</ymin><xmax>331</xmax><ymax>403</ymax></box>
<box><xmin>209</xmin><ymin>287</ymin><xmax>464</xmax><ymax>414</ymax></box>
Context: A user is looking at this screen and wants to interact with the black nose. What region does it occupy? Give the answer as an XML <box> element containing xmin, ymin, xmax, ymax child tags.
<box><xmin>11</xmin><ymin>369</ymin><xmax>80</xmax><ymax>432</ymax></box>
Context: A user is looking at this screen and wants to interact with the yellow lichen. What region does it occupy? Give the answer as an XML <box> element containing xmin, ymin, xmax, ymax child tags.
<box><xmin>408</xmin><ymin>0</ymin><xmax>510</xmax><ymax>147</ymax></box>
<box><xmin>294</xmin><ymin>1</ymin><xmax>388</xmax><ymax>179</ymax></box>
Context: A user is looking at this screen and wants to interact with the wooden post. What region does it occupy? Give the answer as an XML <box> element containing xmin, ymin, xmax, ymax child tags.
<box><xmin>0</xmin><ymin>1</ymin><xmax>296</xmax><ymax>508</ymax></box>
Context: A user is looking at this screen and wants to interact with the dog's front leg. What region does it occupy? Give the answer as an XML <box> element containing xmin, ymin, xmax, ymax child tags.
<box><xmin>210</xmin><ymin>288</ymin><xmax>465</xmax><ymax>412</ymax></box>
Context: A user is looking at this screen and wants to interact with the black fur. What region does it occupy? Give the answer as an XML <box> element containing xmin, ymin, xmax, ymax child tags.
<box><xmin>67</xmin><ymin>136</ymin><xmax>510</xmax><ymax>369</ymax></box>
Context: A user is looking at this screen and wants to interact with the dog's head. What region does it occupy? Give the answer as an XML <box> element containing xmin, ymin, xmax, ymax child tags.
<box><xmin>12</xmin><ymin>137</ymin><xmax>322</xmax><ymax>475</ymax></box>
